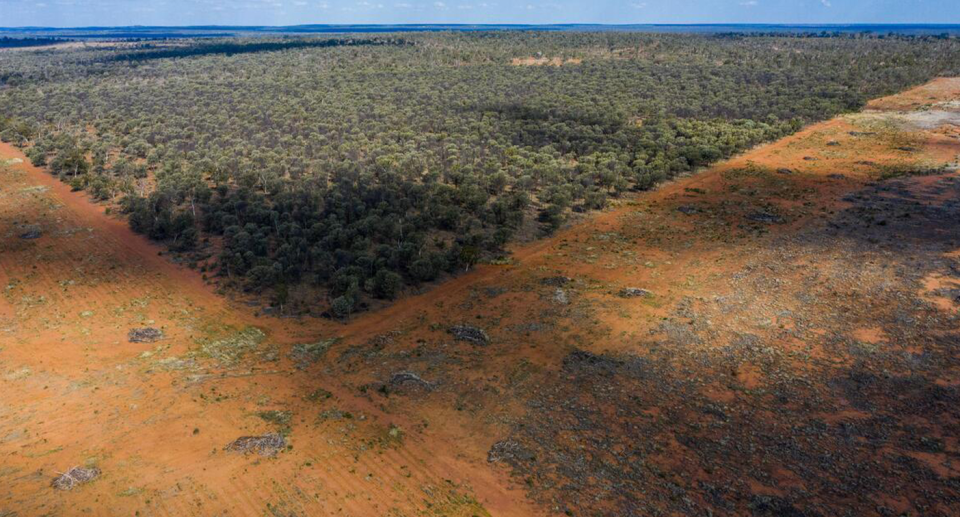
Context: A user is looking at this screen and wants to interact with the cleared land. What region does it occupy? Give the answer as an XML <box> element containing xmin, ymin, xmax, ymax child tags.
<box><xmin>1</xmin><ymin>78</ymin><xmax>959</xmax><ymax>516</ymax></box>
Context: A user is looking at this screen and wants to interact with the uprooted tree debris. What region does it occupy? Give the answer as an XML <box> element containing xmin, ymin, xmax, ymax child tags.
<box><xmin>448</xmin><ymin>325</ymin><xmax>489</xmax><ymax>346</ymax></box>
<box><xmin>746</xmin><ymin>211</ymin><xmax>786</xmax><ymax>224</ymax></box>
<box><xmin>540</xmin><ymin>276</ymin><xmax>572</xmax><ymax>287</ymax></box>
<box><xmin>619</xmin><ymin>287</ymin><xmax>652</xmax><ymax>298</ymax></box>
<box><xmin>128</xmin><ymin>327</ymin><xmax>163</xmax><ymax>343</ymax></box>
<box><xmin>18</xmin><ymin>225</ymin><xmax>41</xmax><ymax>239</ymax></box>
<box><xmin>51</xmin><ymin>466</ymin><xmax>100</xmax><ymax>490</ymax></box>
<box><xmin>488</xmin><ymin>440</ymin><xmax>536</xmax><ymax>463</ymax></box>
<box><xmin>224</xmin><ymin>433</ymin><xmax>286</xmax><ymax>457</ymax></box>
<box><xmin>389</xmin><ymin>371</ymin><xmax>435</xmax><ymax>390</ymax></box>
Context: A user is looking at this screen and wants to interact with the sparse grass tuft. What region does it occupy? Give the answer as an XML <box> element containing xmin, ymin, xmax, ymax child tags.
<box><xmin>192</xmin><ymin>326</ymin><xmax>265</xmax><ymax>367</ymax></box>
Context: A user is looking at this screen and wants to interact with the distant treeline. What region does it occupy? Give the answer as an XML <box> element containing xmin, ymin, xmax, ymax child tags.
<box><xmin>109</xmin><ymin>37</ymin><xmax>411</xmax><ymax>62</ymax></box>
<box><xmin>714</xmin><ymin>31</ymin><xmax>957</xmax><ymax>40</ymax></box>
<box><xmin>53</xmin><ymin>33</ymin><xmax>236</xmax><ymax>40</ymax></box>
<box><xmin>0</xmin><ymin>36</ymin><xmax>67</xmax><ymax>49</ymax></box>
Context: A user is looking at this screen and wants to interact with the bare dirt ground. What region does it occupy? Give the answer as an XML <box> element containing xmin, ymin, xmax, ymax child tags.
<box><xmin>509</xmin><ymin>56</ymin><xmax>583</xmax><ymax>66</ymax></box>
<box><xmin>0</xmin><ymin>41</ymin><xmax>133</xmax><ymax>53</ymax></box>
<box><xmin>2</xmin><ymin>78</ymin><xmax>960</xmax><ymax>516</ymax></box>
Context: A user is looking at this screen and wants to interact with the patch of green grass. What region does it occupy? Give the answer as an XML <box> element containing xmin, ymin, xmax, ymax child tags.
<box><xmin>305</xmin><ymin>388</ymin><xmax>333</xmax><ymax>403</ymax></box>
<box><xmin>257</xmin><ymin>410</ymin><xmax>292</xmax><ymax>427</ymax></box>
<box><xmin>23</xmin><ymin>445</ymin><xmax>61</xmax><ymax>458</ymax></box>
<box><xmin>289</xmin><ymin>337</ymin><xmax>339</xmax><ymax>369</ymax></box>
<box><xmin>641</xmin><ymin>296</ymin><xmax>663</xmax><ymax>309</ymax></box>
<box><xmin>367</xmin><ymin>423</ymin><xmax>405</xmax><ymax>451</ymax></box>
<box><xmin>721</xmin><ymin>163</ymin><xmax>770</xmax><ymax>180</ymax></box>
<box><xmin>118</xmin><ymin>486</ymin><xmax>145</xmax><ymax>497</ymax></box>
<box><xmin>257</xmin><ymin>409</ymin><xmax>294</xmax><ymax>437</ymax></box>
<box><xmin>875</xmin><ymin>162</ymin><xmax>948</xmax><ymax>180</ymax></box>
<box><xmin>507</xmin><ymin>358</ymin><xmax>541</xmax><ymax>387</ymax></box>
<box><xmin>192</xmin><ymin>326</ymin><xmax>266</xmax><ymax>367</ymax></box>
<box><xmin>318</xmin><ymin>408</ymin><xmax>353</xmax><ymax>421</ymax></box>
<box><xmin>421</xmin><ymin>482</ymin><xmax>492</xmax><ymax>517</ymax></box>
<box><xmin>486</xmin><ymin>255</ymin><xmax>518</xmax><ymax>266</ymax></box>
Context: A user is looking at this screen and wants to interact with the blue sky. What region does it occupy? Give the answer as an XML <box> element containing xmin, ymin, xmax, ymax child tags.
<box><xmin>1</xmin><ymin>0</ymin><xmax>957</xmax><ymax>27</ymax></box>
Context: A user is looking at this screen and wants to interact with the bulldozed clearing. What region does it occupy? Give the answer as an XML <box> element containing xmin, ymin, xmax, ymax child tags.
<box><xmin>2</xmin><ymin>78</ymin><xmax>960</xmax><ymax>516</ymax></box>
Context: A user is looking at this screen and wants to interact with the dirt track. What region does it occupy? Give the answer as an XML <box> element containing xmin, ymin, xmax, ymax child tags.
<box><xmin>1</xmin><ymin>79</ymin><xmax>959</xmax><ymax>516</ymax></box>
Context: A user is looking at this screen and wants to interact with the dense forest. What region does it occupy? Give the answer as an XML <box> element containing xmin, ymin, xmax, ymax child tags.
<box><xmin>2</xmin><ymin>32</ymin><xmax>960</xmax><ymax>316</ymax></box>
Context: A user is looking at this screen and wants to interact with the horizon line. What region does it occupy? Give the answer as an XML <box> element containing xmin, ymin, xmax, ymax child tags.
<box><xmin>4</xmin><ymin>22</ymin><xmax>960</xmax><ymax>30</ymax></box>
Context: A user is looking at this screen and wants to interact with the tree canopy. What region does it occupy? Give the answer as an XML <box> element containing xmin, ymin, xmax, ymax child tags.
<box><xmin>3</xmin><ymin>31</ymin><xmax>959</xmax><ymax>316</ymax></box>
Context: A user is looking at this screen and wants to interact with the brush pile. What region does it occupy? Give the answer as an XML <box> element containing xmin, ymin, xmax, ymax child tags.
<box><xmin>128</xmin><ymin>327</ymin><xmax>163</xmax><ymax>343</ymax></box>
<box><xmin>51</xmin><ymin>466</ymin><xmax>100</xmax><ymax>490</ymax></box>
<box><xmin>224</xmin><ymin>434</ymin><xmax>286</xmax><ymax>457</ymax></box>
<box><xmin>448</xmin><ymin>325</ymin><xmax>489</xmax><ymax>346</ymax></box>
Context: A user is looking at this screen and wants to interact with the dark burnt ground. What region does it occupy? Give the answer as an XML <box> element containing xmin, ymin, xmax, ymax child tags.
<box><xmin>487</xmin><ymin>172</ymin><xmax>960</xmax><ymax>517</ymax></box>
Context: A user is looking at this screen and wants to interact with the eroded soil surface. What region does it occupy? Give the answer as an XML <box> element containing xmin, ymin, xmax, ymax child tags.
<box><xmin>2</xmin><ymin>78</ymin><xmax>959</xmax><ymax>516</ymax></box>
